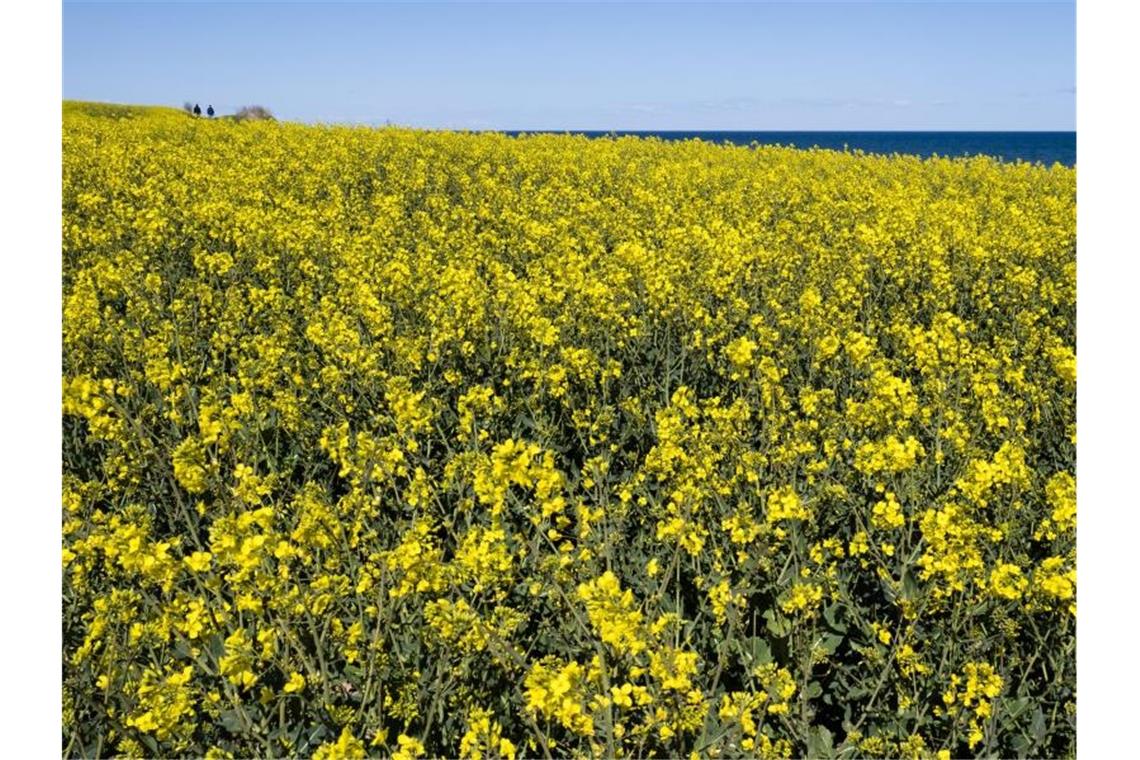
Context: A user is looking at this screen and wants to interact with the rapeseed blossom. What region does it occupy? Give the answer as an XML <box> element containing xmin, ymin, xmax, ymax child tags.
<box><xmin>62</xmin><ymin>102</ymin><xmax>1074</xmax><ymax>758</ymax></box>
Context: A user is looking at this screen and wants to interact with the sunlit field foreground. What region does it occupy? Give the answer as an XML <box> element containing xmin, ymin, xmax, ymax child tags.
<box><xmin>62</xmin><ymin>103</ymin><xmax>1075</xmax><ymax>759</ymax></box>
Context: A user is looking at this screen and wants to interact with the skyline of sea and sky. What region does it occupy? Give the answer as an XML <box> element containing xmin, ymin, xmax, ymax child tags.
<box><xmin>65</xmin><ymin>1</ymin><xmax>1075</xmax><ymax>138</ymax></box>
<box><xmin>503</xmin><ymin>130</ymin><xmax>1075</xmax><ymax>165</ymax></box>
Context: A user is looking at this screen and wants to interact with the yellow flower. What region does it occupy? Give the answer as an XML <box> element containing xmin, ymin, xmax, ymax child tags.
<box><xmin>872</xmin><ymin>622</ymin><xmax>892</xmax><ymax>645</ymax></box>
<box><xmin>990</xmin><ymin>562</ymin><xmax>1028</xmax><ymax>600</ymax></box>
<box><xmin>313</xmin><ymin>727</ymin><xmax>366</xmax><ymax>760</ymax></box>
<box><xmin>780</xmin><ymin>583</ymin><xmax>824</xmax><ymax>616</ymax></box>
<box><xmin>577</xmin><ymin>571</ymin><xmax>647</xmax><ymax>655</ymax></box>
<box><xmin>183</xmin><ymin>551</ymin><xmax>212</xmax><ymax>573</ymax></box>
<box><xmin>871</xmin><ymin>491</ymin><xmax>905</xmax><ymax>530</ymax></box>
<box><xmin>391</xmin><ymin>734</ymin><xmax>426</xmax><ymax>760</ymax></box>
<box><xmin>283</xmin><ymin>672</ymin><xmax>306</xmax><ymax>694</ymax></box>
<box><xmin>766</xmin><ymin>485</ymin><xmax>810</xmax><ymax>522</ymax></box>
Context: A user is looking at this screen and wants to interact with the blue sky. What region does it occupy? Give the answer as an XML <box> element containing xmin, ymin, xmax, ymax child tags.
<box><xmin>63</xmin><ymin>1</ymin><xmax>1075</xmax><ymax>130</ymax></box>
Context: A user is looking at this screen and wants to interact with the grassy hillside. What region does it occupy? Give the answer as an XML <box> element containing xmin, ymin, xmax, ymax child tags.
<box><xmin>64</xmin><ymin>100</ymin><xmax>191</xmax><ymax>121</ymax></box>
<box><xmin>63</xmin><ymin>101</ymin><xmax>275</xmax><ymax>123</ymax></box>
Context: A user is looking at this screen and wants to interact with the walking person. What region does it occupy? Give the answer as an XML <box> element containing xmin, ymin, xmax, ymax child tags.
<box><xmin>207</xmin><ymin>105</ymin><xmax>215</xmax><ymax>118</ymax></box>
<box><xmin>193</xmin><ymin>103</ymin><xmax>201</xmax><ymax>116</ymax></box>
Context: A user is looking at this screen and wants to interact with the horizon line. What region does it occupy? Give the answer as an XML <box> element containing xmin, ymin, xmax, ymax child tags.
<box><xmin>62</xmin><ymin>99</ymin><xmax>1075</xmax><ymax>133</ymax></box>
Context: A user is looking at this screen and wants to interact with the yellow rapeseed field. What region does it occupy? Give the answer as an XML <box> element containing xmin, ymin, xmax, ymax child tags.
<box><xmin>62</xmin><ymin>103</ymin><xmax>1075</xmax><ymax>759</ymax></box>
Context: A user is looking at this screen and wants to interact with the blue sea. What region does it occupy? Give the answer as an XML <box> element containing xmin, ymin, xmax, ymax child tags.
<box><xmin>502</xmin><ymin>131</ymin><xmax>1075</xmax><ymax>167</ymax></box>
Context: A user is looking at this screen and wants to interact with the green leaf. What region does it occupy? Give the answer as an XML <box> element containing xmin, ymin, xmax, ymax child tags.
<box><xmin>819</xmin><ymin>633</ymin><xmax>844</xmax><ymax>655</ymax></box>
<box><xmin>747</xmin><ymin>636</ymin><xmax>773</xmax><ymax>666</ymax></box>
<box><xmin>206</xmin><ymin>633</ymin><xmax>226</xmax><ymax>659</ymax></box>
<box><xmin>763</xmin><ymin>608</ymin><xmax>792</xmax><ymax>638</ymax></box>
<box><xmin>1001</xmin><ymin>696</ymin><xmax>1032</xmax><ymax>724</ymax></box>
<box><xmin>173</xmin><ymin>638</ymin><xmax>193</xmax><ymax>659</ymax></box>
<box><xmin>823</xmin><ymin>602</ymin><xmax>848</xmax><ymax>633</ymax></box>
<box><xmin>1030</xmin><ymin>707</ymin><xmax>1047</xmax><ymax>742</ymax></box>
<box><xmin>805</xmin><ymin>724</ymin><xmax>834</xmax><ymax>759</ymax></box>
<box><xmin>220</xmin><ymin>709</ymin><xmax>248</xmax><ymax>735</ymax></box>
<box><xmin>901</xmin><ymin>567</ymin><xmax>921</xmax><ymax>601</ymax></box>
<box><xmin>140</xmin><ymin>733</ymin><xmax>160</xmax><ymax>754</ymax></box>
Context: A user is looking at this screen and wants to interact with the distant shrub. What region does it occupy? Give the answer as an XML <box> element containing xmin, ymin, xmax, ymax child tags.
<box><xmin>233</xmin><ymin>105</ymin><xmax>275</xmax><ymax>122</ymax></box>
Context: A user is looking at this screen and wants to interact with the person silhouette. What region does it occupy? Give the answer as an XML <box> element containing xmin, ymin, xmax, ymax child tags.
<box><xmin>207</xmin><ymin>105</ymin><xmax>215</xmax><ymax>118</ymax></box>
<box><xmin>193</xmin><ymin>104</ymin><xmax>201</xmax><ymax>116</ymax></box>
